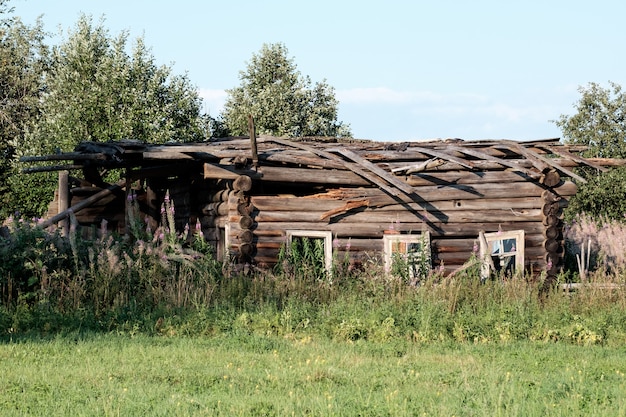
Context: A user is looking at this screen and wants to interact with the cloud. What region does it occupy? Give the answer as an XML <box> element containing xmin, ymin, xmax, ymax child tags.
<box><xmin>198</xmin><ymin>88</ymin><xmax>227</xmax><ymax>114</ymax></box>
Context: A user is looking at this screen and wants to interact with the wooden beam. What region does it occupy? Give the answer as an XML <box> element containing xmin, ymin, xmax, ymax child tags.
<box><xmin>39</xmin><ymin>180</ymin><xmax>125</xmax><ymax>229</ymax></box>
<box><xmin>22</xmin><ymin>164</ymin><xmax>84</xmax><ymax>173</ymax></box>
<box><xmin>411</xmin><ymin>146</ymin><xmax>476</xmax><ymax>169</ymax></box>
<box><xmin>445</xmin><ymin>145</ymin><xmax>540</xmax><ymax>178</ymax></box>
<box><xmin>330</xmin><ymin>148</ymin><xmax>415</xmax><ymax>195</ymax></box>
<box><xmin>543</xmin><ymin>146</ymin><xmax>608</xmax><ymax>173</ymax></box>
<box><xmin>499</xmin><ymin>141</ymin><xmax>587</xmax><ymax>184</ymax></box>
<box><xmin>58</xmin><ymin>171</ymin><xmax>69</xmax><ymax>236</ymax></box>
<box><xmin>248</xmin><ymin>115</ymin><xmax>259</xmax><ymax>168</ymax></box>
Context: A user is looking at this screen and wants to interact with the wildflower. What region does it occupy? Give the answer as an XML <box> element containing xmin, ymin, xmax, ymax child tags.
<box><xmin>547</xmin><ymin>260</ymin><xmax>553</xmax><ymax>270</ymax></box>
<box><xmin>345</xmin><ymin>238</ymin><xmax>352</xmax><ymax>251</ymax></box>
<box><xmin>472</xmin><ymin>242</ymin><xmax>478</xmax><ymax>253</ymax></box>
<box><xmin>332</xmin><ymin>238</ymin><xmax>340</xmax><ymax>248</ymax></box>
<box><xmin>164</xmin><ymin>192</ymin><xmax>170</xmax><ymax>203</ymax></box>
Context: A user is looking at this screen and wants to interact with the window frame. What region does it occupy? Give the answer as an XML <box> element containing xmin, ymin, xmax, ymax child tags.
<box><xmin>383</xmin><ymin>232</ymin><xmax>431</xmax><ymax>279</ymax></box>
<box><xmin>286</xmin><ymin>230</ymin><xmax>333</xmax><ymax>273</ymax></box>
<box><xmin>479</xmin><ymin>230</ymin><xmax>525</xmax><ymax>279</ymax></box>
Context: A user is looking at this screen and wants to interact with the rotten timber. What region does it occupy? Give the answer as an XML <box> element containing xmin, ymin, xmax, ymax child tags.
<box><xmin>20</xmin><ymin>135</ymin><xmax>626</xmax><ymax>278</ymax></box>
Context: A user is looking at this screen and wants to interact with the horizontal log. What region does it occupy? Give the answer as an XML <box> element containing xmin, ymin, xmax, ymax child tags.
<box><xmin>202</xmin><ymin>202</ymin><xmax>229</xmax><ymax>216</ymax></box>
<box><xmin>406</xmin><ymin>170</ymin><xmax>539</xmax><ymax>186</ymax></box>
<box><xmin>230</xmin><ymin>220</ymin><xmax>546</xmax><ymax>238</ymax></box>
<box><xmin>233</xmin><ymin>175</ymin><xmax>253</xmax><ymax>192</ymax></box>
<box><xmin>238</xmin><ymin>233</ymin><xmax>547</xmax><ymax>251</ymax></box>
<box><xmin>40</xmin><ymin>181</ymin><xmax>126</xmax><ymax>229</ymax></box>
<box><xmin>315</xmin><ymin>181</ymin><xmax>578</xmax><ymax>204</ymax></box>
<box><xmin>251</xmin><ymin>208</ymin><xmax>544</xmax><ymax>224</ymax></box>
<box><xmin>251</xmin><ymin>196</ymin><xmax>545</xmax><ymax>213</ymax></box>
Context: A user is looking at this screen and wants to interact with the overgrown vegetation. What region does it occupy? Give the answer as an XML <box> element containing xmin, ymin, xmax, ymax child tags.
<box><xmin>1</xmin><ymin>208</ymin><xmax>626</xmax><ymax>347</ymax></box>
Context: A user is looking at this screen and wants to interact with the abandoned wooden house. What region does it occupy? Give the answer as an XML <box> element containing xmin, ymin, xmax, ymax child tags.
<box><xmin>21</xmin><ymin>135</ymin><xmax>625</xmax><ymax>281</ymax></box>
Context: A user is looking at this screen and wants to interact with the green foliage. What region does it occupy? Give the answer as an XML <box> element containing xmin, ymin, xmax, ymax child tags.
<box><xmin>0</xmin><ymin>218</ymin><xmax>73</xmax><ymax>304</ymax></box>
<box><xmin>389</xmin><ymin>235</ymin><xmax>432</xmax><ymax>285</ymax></box>
<box><xmin>2</xmin><ymin>14</ymin><xmax>211</xmax><ymax>219</ymax></box>
<box><xmin>276</xmin><ymin>236</ymin><xmax>329</xmax><ymax>283</ymax></box>
<box><xmin>0</xmin><ymin>12</ymin><xmax>48</xmax><ymax>218</ymax></box>
<box><xmin>565</xmin><ymin>166</ymin><xmax>626</xmax><ymax>222</ymax></box>
<box><xmin>555</xmin><ymin>81</ymin><xmax>626</xmax><ymax>159</ymax></box>
<box><xmin>221</xmin><ymin>43</ymin><xmax>351</xmax><ymax>138</ymax></box>
<box><xmin>555</xmin><ymin>81</ymin><xmax>626</xmax><ymax>220</ymax></box>
<box><xmin>24</xmin><ymin>14</ymin><xmax>207</xmax><ymax>153</ymax></box>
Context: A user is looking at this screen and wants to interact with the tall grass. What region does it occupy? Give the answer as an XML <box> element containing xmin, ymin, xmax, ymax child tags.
<box><xmin>1</xmin><ymin>207</ymin><xmax>626</xmax><ymax>345</ymax></box>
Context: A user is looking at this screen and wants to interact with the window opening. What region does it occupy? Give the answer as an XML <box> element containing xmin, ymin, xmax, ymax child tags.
<box><xmin>479</xmin><ymin>230</ymin><xmax>524</xmax><ymax>280</ymax></box>
<box><xmin>384</xmin><ymin>232</ymin><xmax>431</xmax><ymax>284</ymax></box>
<box><xmin>286</xmin><ymin>231</ymin><xmax>333</xmax><ymax>276</ymax></box>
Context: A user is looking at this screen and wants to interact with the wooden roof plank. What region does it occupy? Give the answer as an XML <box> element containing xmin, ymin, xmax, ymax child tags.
<box><xmin>445</xmin><ymin>145</ymin><xmax>540</xmax><ymax>178</ymax></box>
<box><xmin>330</xmin><ymin>148</ymin><xmax>415</xmax><ymax>195</ymax></box>
<box><xmin>500</xmin><ymin>142</ymin><xmax>587</xmax><ymax>183</ymax></box>
<box><xmin>542</xmin><ymin>146</ymin><xmax>609</xmax><ymax>173</ymax></box>
<box><xmin>410</xmin><ymin>146</ymin><xmax>476</xmax><ymax>169</ymax></box>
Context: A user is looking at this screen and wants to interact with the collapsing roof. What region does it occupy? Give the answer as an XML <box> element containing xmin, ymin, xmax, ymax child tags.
<box><xmin>21</xmin><ymin>136</ymin><xmax>626</xmax><ymax>281</ymax></box>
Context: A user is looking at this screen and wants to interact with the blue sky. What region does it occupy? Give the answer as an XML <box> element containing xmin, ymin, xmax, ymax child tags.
<box><xmin>14</xmin><ymin>0</ymin><xmax>626</xmax><ymax>142</ymax></box>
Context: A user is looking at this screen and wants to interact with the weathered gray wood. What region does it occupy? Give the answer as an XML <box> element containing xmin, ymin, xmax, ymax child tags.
<box><xmin>202</xmin><ymin>202</ymin><xmax>229</xmax><ymax>216</ymax></box>
<box><xmin>23</xmin><ymin>164</ymin><xmax>83</xmax><ymax>173</ymax></box>
<box><xmin>231</xmin><ymin>220</ymin><xmax>546</xmax><ymax>238</ymax></box>
<box><xmin>543</xmin><ymin>146</ymin><xmax>608</xmax><ymax>172</ymax></box>
<box><xmin>500</xmin><ymin>141</ymin><xmax>587</xmax><ymax>183</ymax></box>
<box><xmin>39</xmin><ymin>180</ymin><xmax>125</xmax><ymax>229</ymax></box>
<box><xmin>313</xmin><ymin>181</ymin><xmax>578</xmax><ymax>204</ymax></box>
<box><xmin>20</xmin><ymin>153</ymin><xmax>107</xmax><ymax>162</ymax></box>
<box><xmin>445</xmin><ymin>145</ymin><xmax>540</xmax><ymax>178</ymax></box>
<box><xmin>330</xmin><ymin>148</ymin><xmax>415</xmax><ymax>195</ymax></box>
<box><xmin>58</xmin><ymin>171</ymin><xmax>70</xmax><ymax>236</ymax></box>
<box><xmin>233</xmin><ymin>175</ymin><xmax>252</xmax><ymax>192</ymax></box>
<box><xmin>248</xmin><ymin>116</ymin><xmax>259</xmax><ymax>168</ymax></box>
<box><xmin>253</xmin><ymin>208</ymin><xmax>544</xmax><ymax>224</ymax></box>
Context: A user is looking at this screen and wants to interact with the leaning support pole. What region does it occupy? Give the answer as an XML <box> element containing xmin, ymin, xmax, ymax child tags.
<box><xmin>58</xmin><ymin>171</ymin><xmax>69</xmax><ymax>236</ymax></box>
<box><xmin>248</xmin><ymin>115</ymin><xmax>259</xmax><ymax>169</ymax></box>
<box><xmin>39</xmin><ymin>180</ymin><xmax>126</xmax><ymax>230</ymax></box>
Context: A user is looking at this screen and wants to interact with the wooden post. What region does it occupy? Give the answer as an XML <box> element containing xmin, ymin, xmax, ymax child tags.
<box><xmin>58</xmin><ymin>171</ymin><xmax>69</xmax><ymax>236</ymax></box>
<box><xmin>248</xmin><ymin>115</ymin><xmax>259</xmax><ymax>168</ymax></box>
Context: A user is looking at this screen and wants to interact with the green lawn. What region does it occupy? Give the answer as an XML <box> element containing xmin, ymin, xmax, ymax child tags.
<box><xmin>1</xmin><ymin>334</ymin><xmax>625</xmax><ymax>416</ymax></box>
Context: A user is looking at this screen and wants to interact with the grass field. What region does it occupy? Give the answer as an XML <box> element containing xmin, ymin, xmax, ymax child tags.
<box><xmin>1</xmin><ymin>333</ymin><xmax>625</xmax><ymax>416</ymax></box>
<box><xmin>2</xmin><ymin>216</ymin><xmax>626</xmax><ymax>415</ymax></box>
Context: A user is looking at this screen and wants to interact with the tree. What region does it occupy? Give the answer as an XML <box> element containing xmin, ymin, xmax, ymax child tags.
<box><xmin>0</xmin><ymin>2</ymin><xmax>48</xmax><ymax>218</ymax></box>
<box><xmin>554</xmin><ymin>81</ymin><xmax>626</xmax><ymax>158</ymax></box>
<box><xmin>221</xmin><ymin>43</ymin><xmax>351</xmax><ymax>138</ymax></box>
<box><xmin>5</xmin><ymin>14</ymin><xmax>211</xmax><ymax>218</ymax></box>
<box><xmin>555</xmin><ymin>82</ymin><xmax>626</xmax><ymax>222</ymax></box>
<box><xmin>21</xmin><ymin>14</ymin><xmax>208</xmax><ymax>156</ymax></box>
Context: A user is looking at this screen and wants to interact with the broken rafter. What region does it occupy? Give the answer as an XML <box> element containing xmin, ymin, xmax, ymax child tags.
<box><xmin>20</xmin><ymin>153</ymin><xmax>108</xmax><ymax>162</ymax></box>
<box><xmin>499</xmin><ymin>141</ymin><xmax>587</xmax><ymax>183</ymax></box>
<box><xmin>445</xmin><ymin>145</ymin><xmax>540</xmax><ymax>178</ymax></box>
<box><xmin>542</xmin><ymin>145</ymin><xmax>608</xmax><ymax>173</ymax></box>
<box><xmin>411</xmin><ymin>146</ymin><xmax>475</xmax><ymax>170</ymax></box>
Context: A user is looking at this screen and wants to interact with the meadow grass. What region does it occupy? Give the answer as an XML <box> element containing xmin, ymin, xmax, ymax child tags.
<box><xmin>0</xmin><ymin>333</ymin><xmax>625</xmax><ymax>416</ymax></box>
<box><xmin>2</xmin><ymin>213</ymin><xmax>626</xmax><ymax>415</ymax></box>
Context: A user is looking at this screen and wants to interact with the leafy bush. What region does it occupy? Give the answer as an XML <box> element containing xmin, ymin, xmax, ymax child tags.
<box><xmin>564</xmin><ymin>167</ymin><xmax>626</xmax><ymax>223</ymax></box>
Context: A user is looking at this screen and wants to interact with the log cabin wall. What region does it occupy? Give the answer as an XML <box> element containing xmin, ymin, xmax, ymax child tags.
<box><xmin>24</xmin><ymin>137</ymin><xmax>626</xmax><ymax>281</ymax></box>
<box><xmin>226</xmin><ymin>174</ymin><xmax>576</xmax><ymax>277</ymax></box>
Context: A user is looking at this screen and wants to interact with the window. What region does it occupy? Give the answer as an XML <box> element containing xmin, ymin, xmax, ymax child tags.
<box><xmin>286</xmin><ymin>231</ymin><xmax>333</xmax><ymax>274</ymax></box>
<box><xmin>479</xmin><ymin>230</ymin><xmax>524</xmax><ymax>280</ymax></box>
<box><xmin>383</xmin><ymin>232</ymin><xmax>431</xmax><ymax>282</ymax></box>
